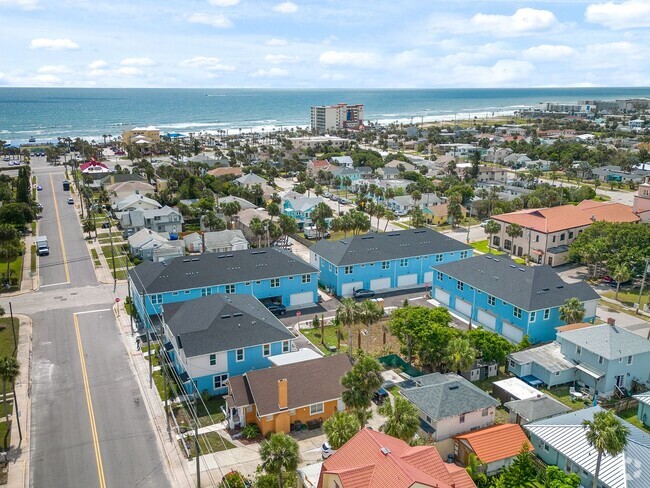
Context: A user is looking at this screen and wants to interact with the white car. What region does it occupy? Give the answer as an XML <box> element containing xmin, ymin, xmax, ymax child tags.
<box><xmin>480</xmin><ymin>220</ymin><xmax>492</xmax><ymax>227</ymax></box>
<box><xmin>321</xmin><ymin>442</ymin><xmax>336</xmax><ymax>459</ymax></box>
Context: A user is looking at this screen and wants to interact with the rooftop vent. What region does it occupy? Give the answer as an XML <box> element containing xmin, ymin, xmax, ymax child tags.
<box><xmin>413</xmin><ymin>230</ymin><xmax>426</xmax><ymax>234</ymax></box>
<box><xmin>485</xmin><ymin>255</ymin><xmax>492</xmax><ymax>260</ymax></box>
<box><xmin>220</xmin><ymin>314</ymin><xmax>231</xmax><ymax>319</ymax></box>
<box><xmin>192</xmin><ymin>258</ymin><xmax>199</xmax><ymax>262</ymax></box>
<box><xmin>232</xmin><ymin>312</ymin><xmax>243</xmax><ymax>317</ymax></box>
<box><xmin>380</xmin><ymin>447</ymin><xmax>391</xmax><ymax>455</ymax></box>
<box><xmin>510</xmin><ymin>265</ymin><xmax>516</xmax><ymax>268</ymax></box>
<box><xmin>387</xmin><ymin>233</ymin><xmax>401</xmax><ymax>237</ymax></box>
<box><xmin>361</xmin><ymin>236</ymin><xmax>374</xmax><ymax>240</ymax></box>
<box><xmin>448</xmin><ymin>385</ymin><xmax>459</xmax><ymax>390</ymax></box>
<box><xmin>493</xmin><ymin>258</ymin><xmax>500</xmax><ymax>262</ymax></box>
<box><xmin>182</xmin><ymin>259</ymin><xmax>190</xmax><ymax>262</ymax></box>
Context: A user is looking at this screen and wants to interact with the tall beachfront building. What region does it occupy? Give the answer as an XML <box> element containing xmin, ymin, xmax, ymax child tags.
<box><xmin>310</xmin><ymin>103</ymin><xmax>364</xmax><ymax>134</ymax></box>
<box><xmin>122</xmin><ymin>126</ymin><xmax>161</xmax><ymax>145</ymax></box>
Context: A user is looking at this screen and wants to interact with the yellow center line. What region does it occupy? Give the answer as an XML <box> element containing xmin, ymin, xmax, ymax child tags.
<box><xmin>49</xmin><ymin>174</ymin><xmax>70</xmax><ymax>284</ymax></box>
<box><xmin>74</xmin><ymin>313</ymin><xmax>107</xmax><ymax>488</ymax></box>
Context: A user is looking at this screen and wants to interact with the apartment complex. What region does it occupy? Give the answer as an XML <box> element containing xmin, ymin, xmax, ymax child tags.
<box><xmin>310</xmin><ymin>103</ymin><xmax>364</xmax><ymax>133</ymax></box>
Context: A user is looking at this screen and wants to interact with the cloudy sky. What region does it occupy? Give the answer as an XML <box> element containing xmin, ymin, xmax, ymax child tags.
<box><xmin>1</xmin><ymin>0</ymin><xmax>649</xmax><ymax>88</ymax></box>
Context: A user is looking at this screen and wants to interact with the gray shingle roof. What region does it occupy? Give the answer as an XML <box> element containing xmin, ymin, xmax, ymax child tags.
<box><xmin>400</xmin><ymin>373</ymin><xmax>499</xmax><ymax>421</ymax></box>
<box><xmin>433</xmin><ymin>254</ymin><xmax>599</xmax><ymax>311</ymax></box>
<box><xmin>558</xmin><ymin>324</ymin><xmax>650</xmax><ymax>360</ymax></box>
<box><xmin>129</xmin><ymin>247</ymin><xmax>317</xmax><ymax>294</ymax></box>
<box><xmin>504</xmin><ymin>395</ymin><xmax>571</xmax><ymax>423</ymax></box>
<box><xmin>163</xmin><ymin>294</ymin><xmax>293</xmax><ymax>358</ymax></box>
<box><xmin>310</xmin><ymin>228</ymin><xmax>471</xmax><ymax>266</ymax></box>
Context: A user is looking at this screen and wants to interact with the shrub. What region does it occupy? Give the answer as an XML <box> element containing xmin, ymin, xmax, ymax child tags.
<box><xmin>242</xmin><ymin>423</ymin><xmax>261</xmax><ymax>439</ymax></box>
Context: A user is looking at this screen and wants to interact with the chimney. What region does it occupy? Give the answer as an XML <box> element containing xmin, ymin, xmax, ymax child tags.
<box><xmin>607</xmin><ymin>317</ymin><xmax>616</xmax><ymax>326</ymax></box>
<box><xmin>277</xmin><ymin>378</ymin><xmax>288</xmax><ymax>410</ymax></box>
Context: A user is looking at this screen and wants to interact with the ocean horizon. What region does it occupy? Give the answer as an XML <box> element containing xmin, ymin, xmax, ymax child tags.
<box><xmin>2</xmin><ymin>87</ymin><xmax>650</xmax><ymax>145</ymax></box>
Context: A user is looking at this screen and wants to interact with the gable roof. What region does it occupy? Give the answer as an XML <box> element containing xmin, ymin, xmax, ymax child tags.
<box><xmin>105</xmin><ymin>180</ymin><xmax>155</xmax><ymax>196</ymax></box>
<box><xmin>557</xmin><ymin>323</ymin><xmax>650</xmax><ymax>360</ymax></box>
<box><xmin>331</xmin><ymin>156</ymin><xmax>353</xmax><ymax>166</ymax></box>
<box><xmin>400</xmin><ymin>373</ymin><xmax>498</xmax><ymax>421</ymax></box>
<box><xmin>525</xmin><ymin>407</ymin><xmax>650</xmax><ymax>488</ymax></box>
<box><xmin>236</xmin><ymin>172</ymin><xmax>267</xmax><ymax>185</ymax></box>
<box><xmin>230</xmin><ymin>354</ymin><xmax>352</xmax><ymax>416</ymax></box>
<box><xmin>115</xmin><ymin>192</ymin><xmax>161</xmax><ymax>211</ymax></box>
<box><xmin>455</xmin><ymin>424</ymin><xmax>532</xmax><ymax>464</ymax></box>
<box><xmin>390</xmin><ymin>193</ymin><xmax>443</xmax><ymax>207</ymax></box>
<box><xmin>576</xmin><ymin>200</ymin><xmax>641</xmax><ymax>223</ymax></box>
<box><xmin>310</xmin><ymin>228</ymin><xmax>471</xmax><ymax>266</ymax></box>
<box><xmin>129</xmin><ymin>247</ymin><xmax>317</xmax><ymax>294</ymax></box>
<box><xmin>163</xmin><ymin>294</ymin><xmax>293</xmax><ymax>357</ymax></box>
<box><xmin>504</xmin><ymin>395</ymin><xmax>571</xmax><ymax>423</ymax></box>
<box><xmin>492</xmin><ymin>205</ymin><xmax>593</xmax><ymax>233</ymax></box>
<box><xmin>207</xmin><ymin>167</ymin><xmax>243</xmax><ymax>177</ymax></box>
<box><xmin>284</xmin><ymin>197</ymin><xmax>325</xmax><ymax>213</ymax></box>
<box><xmin>319</xmin><ymin>428</ymin><xmax>475</xmax><ymax>488</ymax></box>
<box><xmin>217</xmin><ymin>195</ymin><xmax>257</xmax><ymax>210</ymax></box>
<box><xmin>433</xmin><ymin>254</ymin><xmax>599</xmax><ymax>310</ymax></box>
<box><xmin>128</xmin><ymin>228</ymin><xmax>168</xmax><ymax>248</ymax></box>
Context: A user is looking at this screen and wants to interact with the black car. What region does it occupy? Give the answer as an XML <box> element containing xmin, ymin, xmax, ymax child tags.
<box><xmin>372</xmin><ymin>388</ymin><xmax>389</xmax><ymax>405</ymax></box>
<box><xmin>101</xmin><ymin>222</ymin><xmax>111</xmax><ymax>229</ymax></box>
<box><xmin>266</xmin><ymin>303</ymin><xmax>287</xmax><ymax>316</ymax></box>
<box><xmin>353</xmin><ymin>288</ymin><xmax>375</xmax><ymax>299</ymax></box>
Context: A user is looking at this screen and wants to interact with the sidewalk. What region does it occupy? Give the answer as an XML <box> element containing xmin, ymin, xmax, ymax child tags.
<box><xmin>7</xmin><ymin>315</ymin><xmax>33</xmax><ymax>488</ymax></box>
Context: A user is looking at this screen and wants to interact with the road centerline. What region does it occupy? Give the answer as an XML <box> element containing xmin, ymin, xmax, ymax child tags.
<box><xmin>49</xmin><ymin>174</ymin><xmax>71</xmax><ymax>284</ymax></box>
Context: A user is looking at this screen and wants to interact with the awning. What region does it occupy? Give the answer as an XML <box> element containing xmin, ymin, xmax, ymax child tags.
<box><xmin>575</xmin><ymin>362</ymin><xmax>605</xmax><ymax>380</ymax></box>
<box><xmin>533</xmin><ymin>249</ymin><xmax>544</xmax><ymax>255</ymax></box>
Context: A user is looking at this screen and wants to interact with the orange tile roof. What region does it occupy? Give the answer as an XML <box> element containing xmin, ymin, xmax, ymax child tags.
<box><xmin>207</xmin><ymin>167</ymin><xmax>243</xmax><ymax>177</ymax></box>
<box><xmin>577</xmin><ymin>200</ymin><xmax>641</xmax><ymax>223</ymax></box>
<box><xmin>555</xmin><ymin>322</ymin><xmax>597</xmax><ymax>332</ymax></box>
<box><xmin>454</xmin><ymin>424</ymin><xmax>532</xmax><ymax>465</ymax></box>
<box><xmin>492</xmin><ymin>205</ymin><xmax>593</xmax><ymax>233</ymax></box>
<box><xmin>319</xmin><ymin>428</ymin><xmax>475</xmax><ymax>488</ymax></box>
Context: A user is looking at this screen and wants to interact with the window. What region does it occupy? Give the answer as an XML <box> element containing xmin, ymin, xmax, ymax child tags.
<box><xmin>235</xmin><ymin>349</ymin><xmax>244</xmax><ymax>362</ymax></box>
<box><xmin>560</xmin><ymin>233</ymin><xmax>565</xmax><ymax>241</ymax></box>
<box><xmin>184</xmin><ymin>290</ymin><xmax>191</xmax><ymax>295</ymax></box>
<box><xmin>493</xmin><ymin>236</ymin><xmax>500</xmax><ymax>246</ymax></box>
<box><xmin>329</xmin><ymin>263</ymin><xmax>332</xmax><ymax>271</ymax></box>
<box><xmin>488</xmin><ymin>295</ymin><xmax>496</xmax><ymax>306</ymax></box>
<box><xmin>400</xmin><ymin>258</ymin><xmax>408</xmax><ymax>267</ymax></box>
<box><xmin>513</xmin><ymin>307</ymin><xmax>522</xmax><ymax>319</ymax></box>
<box><xmin>151</xmin><ymin>294</ymin><xmax>163</xmax><ymax>305</ymax></box>
<box><xmin>209</xmin><ymin>354</ymin><xmax>216</xmax><ymax>366</ymax></box>
<box><xmin>598</xmin><ymin>355</ymin><xmax>604</xmax><ymax>365</ymax></box>
<box><xmin>530</xmin><ymin>311</ymin><xmax>536</xmax><ymax>322</ymax></box>
<box><xmin>310</xmin><ymin>403</ymin><xmax>324</xmax><ymax>415</ymax></box>
<box><xmin>282</xmin><ymin>340</ymin><xmax>290</xmax><ymax>353</ymax></box>
<box><xmin>302</xmin><ymin>274</ymin><xmax>311</xmax><ymax>284</ymax></box>
<box><xmin>544</xmin><ymin>309</ymin><xmax>550</xmax><ymax>320</ymax></box>
<box><xmin>460</xmin><ymin>251</ymin><xmax>468</xmax><ymax>259</ymax></box>
<box><xmin>172</xmin><ymin>291</ymin><xmax>179</xmax><ymax>296</ymax></box>
<box><xmin>436</xmin><ymin>271</ymin><xmax>443</xmax><ymax>281</ymax></box>
<box><xmin>457</xmin><ymin>281</ymin><xmax>464</xmax><ymax>291</ymax></box>
<box><xmin>289</xmin><ymin>409</ymin><xmax>296</xmax><ymax>416</ymax></box>
<box><xmin>261</xmin><ymin>344</ymin><xmax>270</xmax><ymax>357</ymax></box>
<box><xmin>426</xmin><ymin>415</ymin><xmax>432</xmax><ymax>424</ymax></box>
<box><xmin>552</xmin><ymin>236</ymin><xmax>556</xmax><ymax>243</ymax></box>
<box><xmin>256</xmin><ymin>281</ymin><xmax>261</xmax><ymax>285</ymax></box>
<box><xmin>459</xmin><ymin>413</ymin><xmax>465</xmax><ymax>424</ymax></box>
<box><xmin>576</xmin><ymin>345</ymin><xmax>582</xmax><ymax>355</ymax></box>
<box><xmin>568</xmin><ymin>231</ymin><xmax>574</xmax><ymax>239</ymax></box>
<box><xmin>225</xmin><ymin>284</ymin><xmax>236</xmax><ymax>294</ymax></box>
<box><xmin>544</xmin><ymin>443</ymin><xmax>550</xmax><ymax>452</ymax></box>
<box><xmin>270</xmin><ymin>278</ymin><xmax>280</xmax><ymax>288</ymax></box>
<box><xmin>535</xmin><ymin>235</ymin><xmax>540</xmax><ymax>243</ymax></box>
<box><xmin>435</xmin><ymin>254</ymin><xmax>443</xmax><ymax>262</ymax></box>
<box><xmin>554</xmin><ymin>371</ymin><xmax>560</xmax><ymax>376</ymax></box>
<box><xmin>627</xmin><ymin>355</ymin><xmax>633</xmax><ymax>365</ymax></box>
<box><xmin>344</xmin><ymin>266</ymin><xmax>353</xmax><ymax>275</ymax></box>
<box><xmin>481</xmin><ymin>408</ymin><xmax>489</xmax><ymax>417</ymax></box>
<box><xmin>201</xmin><ymin>288</ymin><xmax>212</xmax><ymax>297</ymax></box>
<box><xmin>213</xmin><ymin>373</ymin><xmax>228</xmax><ymax>390</ymax></box>
<box><xmin>382</xmin><ymin>261</ymin><xmax>390</xmax><ymax>270</ymax></box>
<box><xmin>504</xmin><ymin>239</ymin><xmax>512</xmax><ymax>251</ymax></box>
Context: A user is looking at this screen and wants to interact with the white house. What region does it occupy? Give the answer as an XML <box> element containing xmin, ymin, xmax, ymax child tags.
<box><xmin>184</xmin><ymin>230</ymin><xmax>249</xmax><ymax>253</ymax></box>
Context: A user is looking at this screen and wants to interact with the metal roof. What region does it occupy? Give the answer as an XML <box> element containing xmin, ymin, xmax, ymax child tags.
<box><xmin>558</xmin><ymin>324</ymin><xmax>650</xmax><ymax>360</ymax></box>
<box><xmin>508</xmin><ymin>342</ymin><xmax>576</xmax><ymax>373</ymax></box>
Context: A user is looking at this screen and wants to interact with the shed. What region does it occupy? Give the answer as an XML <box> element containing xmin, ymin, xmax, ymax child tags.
<box><xmin>492</xmin><ymin>377</ymin><xmax>543</xmax><ymax>405</ymax></box>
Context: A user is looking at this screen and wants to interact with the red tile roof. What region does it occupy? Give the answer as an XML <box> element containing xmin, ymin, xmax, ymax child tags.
<box><xmin>576</xmin><ymin>200</ymin><xmax>641</xmax><ymax>223</ymax></box>
<box><xmin>319</xmin><ymin>428</ymin><xmax>476</xmax><ymax>488</ymax></box>
<box><xmin>492</xmin><ymin>205</ymin><xmax>593</xmax><ymax>233</ymax></box>
<box><xmin>555</xmin><ymin>322</ymin><xmax>596</xmax><ymax>332</ymax></box>
<box><xmin>454</xmin><ymin>424</ymin><xmax>532</xmax><ymax>464</ymax></box>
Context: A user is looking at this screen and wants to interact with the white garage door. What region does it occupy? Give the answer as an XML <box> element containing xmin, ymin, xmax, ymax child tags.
<box><xmin>477</xmin><ymin>309</ymin><xmax>497</xmax><ymax>330</ymax></box>
<box><xmin>397</xmin><ymin>274</ymin><xmax>418</xmax><ymax>287</ymax></box>
<box><xmin>289</xmin><ymin>292</ymin><xmax>314</xmax><ymax>307</ymax></box>
<box><xmin>341</xmin><ymin>281</ymin><xmax>363</xmax><ymax>297</ymax></box>
<box><xmin>435</xmin><ymin>288</ymin><xmax>450</xmax><ymax>306</ymax></box>
<box><xmin>370</xmin><ymin>277</ymin><xmax>391</xmax><ymax>291</ymax></box>
<box><xmin>502</xmin><ymin>321</ymin><xmax>524</xmax><ymax>343</ymax></box>
<box><xmin>423</xmin><ymin>271</ymin><xmax>433</xmax><ymax>285</ymax></box>
<box><xmin>455</xmin><ymin>298</ymin><xmax>472</xmax><ymax>317</ymax></box>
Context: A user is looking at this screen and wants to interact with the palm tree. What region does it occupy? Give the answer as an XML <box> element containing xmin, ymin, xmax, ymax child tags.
<box><xmin>378</xmin><ymin>395</ymin><xmax>419</xmax><ymax>442</ymax></box>
<box><xmin>612</xmin><ymin>264</ymin><xmax>631</xmax><ymax>301</ymax></box>
<box><xmin>383</xmin><ymin>209</ymin><xmax>396</xmax><ymax>232</ymax></box>
<box><xmin>341</xmin><ymin>355</ymin><xmax>383</xmax><ymax>427</ymax></box>
<box><xmin>582</xmin><ymin>410</ymin><xmax>629</xmax><ymax>488</ymax></box>
<box><xmin>323</xmin><ymin>411</ymin><xmax>360</xmax><ymax>449</ymax></box>
<box><xmin>0</xmin><ymin>356</ymin><xmax>20</xmax><ymax>431</ymax></box>
<box><xmin>259</xmin><ymin>433</ymin><xmax>299</xmax><ymax>488</ymax></box>
<box><xmin>484</xmin><ymin>220</ymin><xmax>501</xmax><ymax>254</ymax></box>
<box><xmin>559</xmin><ymin>297</ymin><xmax>586</xmax><ymax>325</ymax></box>
<box><xmin>336</xmin><ymin>298</ymin><xmax>359</xmax><ymax>357</ymax></box>
<box><xmin>445</xmin><ymin>337</ymin><xmax>476</xmax><ymax>374</ymax></box>
<box><xmin>357</xmin><ymin>299</ymin><xmax>383</xmax><ymax>353</ymax></box>
<box><xmin>505</xmin><ymin>223</ymin><xmax>523</xmax><ymax>255</ymax></box>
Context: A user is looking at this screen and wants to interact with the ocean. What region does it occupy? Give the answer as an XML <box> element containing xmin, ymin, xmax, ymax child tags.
<box><xmin>1</xmin><ymin>87</ymin><xmax>650</xmax><ymax>145</ymax></box>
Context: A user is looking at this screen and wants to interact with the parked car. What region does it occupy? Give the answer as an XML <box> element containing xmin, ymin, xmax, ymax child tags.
<box><xmin>373</xmin><ymin>388</ymin><xmax>389</xmax><ymax>405</ymax></box>
<box><xmin>36</xmin><ymin>185</ymin><xmax>43</xmax><ymax>191</ymax></box>
<box><xmin>330</xmin><ymin>195</ymin><xmax>339</xmax><ymax>202</ymax></box>
<box><xmin>101</xmin><ymin>222</ymin><xmax>111</xmax><ymax>229</ymax></box>
<box><xmin>67</xmin><ymin>197</ymin><xmax>74</xmax><ymax>204</ymax></box>
<box><xmin>480</xmin><ymin>220</ymin><xmax>492</xmax><ymax>227</ymax></box>
<box><xmin>321</xmin><ymin>442</ymin><xmax>335</xmax><ymax>460</ymax></box>
<box><xmin>265</xmin><ymin>303</ymin><xmax>286</xmax><ymax>316</ymax></box>
<box><xmin>353</xmin><ymin>288</ymin><xmax>375</xmax><ymax>299</ymax></box>
<box><xmin>323</xmin><ymin>192</ymin><xmax>332</xmax><ymax>198</ymax></box>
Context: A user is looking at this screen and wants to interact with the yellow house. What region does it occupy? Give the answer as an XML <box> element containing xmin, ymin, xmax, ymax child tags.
<box><xmin>225</xmin><ymin>354</ymin><xmax>352</xmax><ymax>436</ymax></box>
<box><xmin>424</xmin><ymin>202</ymin><xmax>469</xmax><ymax>225</ymax></box>
<box><xmin>122</xmin><ymin>126</ymin><xmax>161</xmax><ymax>145</ymax></box>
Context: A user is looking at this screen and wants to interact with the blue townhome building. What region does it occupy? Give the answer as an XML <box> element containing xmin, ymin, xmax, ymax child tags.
<box><xmin>431</xmin><ymin>254</ymin><xmax>600</xmax><ymax>344</ymax></box>
<box><xmin>309</xmin><ymin>228</ymin><xmax>473</xmax><ymax>297</ymax></box>
<box><xmin>128</xmin><ymin>247</ymin><xmax>319</xmax><ymax>324</ymax></box>
<box><xmin>162</xmin><ymin>294</ymin><xmax>294</xmax><ymax>396</ymax></box>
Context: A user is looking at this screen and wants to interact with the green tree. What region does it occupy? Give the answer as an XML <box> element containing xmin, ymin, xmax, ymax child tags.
<box><xmin>278</xmin><ymin>213</ymin><xmax>297</xmax><ymax>237</ymax></box>
<box><xmin>559</xmin><ymin>297</ymin><xmax>585</xmax><ymax>325</ymax></box>
<box><xmin>505</xmin><ymin>223</ymin><xmax>523</xmax><ymax>254</ymax></box>
<box><xmin>357</xmin><ymin>299</ymin><xmax>383</xmax><ymax>353</ymax></box>
<box><xmin>0</xmin><ymin>224</ymin><xmax>21</xmax><ymax>283</ymax></box>
<box><xmin>445</xmin><ymin>336</ymin><xmax>476</xmax><ymax>373</ymax></box>
<box><xmin>337</xmin><ymin>298</ymin><xmax>359</xmax><ymax>356</ymax></box>
<box><xmin>466</xmin><ymin>453</ymin><xmax>488</xmax><ymax>487</ymax></box>
<box><xmin>484</xmin><ymin>220</ymin><xmax>501</xmax><ymax>254</ymax></box>
<box><xmin>83</xmin><ymin>217</ymin><xmax>96</xmax><ymax>239</ymax></box>
<box><xmin>612</xmin><ymin>263</ymin><xmax>631</xmax><ymax>301</ymax></box>
<box><xmin>341</xmin><ymin>355</ymin><xmax>382</xmax><ymax>427</ymax></box>
<box><xmin>447</xmin><ymin>193</ymin><xmax>464</xmax><ymax>228</ymax></box>
<box><xmin>221</xmin><ymin>201</ymin><xmax>241</xmax><ymax>227</ymax></box>
<box><xmin>497</xmin><ymin>442</ymin><xmax>537</xmax><ymax>487</ymax></box>
<box><xmin>466</xmin><ymin>327</ymin><xmax>514</xmax><ymax>365</ymax></box>
<box><xmin>537</xmin><ymin>466</ymin><xmax>580</xmax><ymax>488</ymax></box>
<box><xmin>0</xmin><ymin>202</ymin><xmax>34</xmax><ymax>228</ymax></box>
<box><xmin>266</xmin><ymin>201</ymin><xmax>280</xmax><ymax>221</ymax></box>
<box><xmin>582</xmin><ymin>410</ymin><xmax>629</xmax><ymax>488</ymax></box>
<box><xmin>311</xmin><ymin>202</ymin><xmax>333</xmax><ymax>239</ymax></box>
<box><xmin>378</xmin><ymin>395</ymin><xmax>419</xmax><ymax>442</ymax></box>
<box><xmin>388</xmin><ymin>306</ymin><xmax>453</xmax><ymax>364</ymax></box>
<box><xmin>323</xmin><ymin>411</ymin><xmax>360</xmax><ymax>449</ymax></box>
<box><xmin>0</xmin><ymin>356</ymin><xmax>19</xmax><ymax>442</ymax></box>
<box><xmin>259</xmin><ymin>432</ymin><xmax>300</xmax><ymax>488</ymax></box>
<box><xmin>203</xmin><ymin>211</ymin><xmax>226</xmax><ymax>231</ymax></box>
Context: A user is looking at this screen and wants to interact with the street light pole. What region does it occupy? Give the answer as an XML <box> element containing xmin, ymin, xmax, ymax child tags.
<box><xmin>108</xmin><ymin>215</ymin><xmax>117</xmax><ymax>292</ymax></box>
<box><xmin>637</xmin><ymin>257</ymin><xmax>649</xmax><ymax>314</ymax></box>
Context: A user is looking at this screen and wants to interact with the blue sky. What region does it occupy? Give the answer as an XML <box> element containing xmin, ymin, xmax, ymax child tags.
<box><xmin>1</xmin><ymin>0</ymin><xmax>649</xmax><ymax>88</ymax></box>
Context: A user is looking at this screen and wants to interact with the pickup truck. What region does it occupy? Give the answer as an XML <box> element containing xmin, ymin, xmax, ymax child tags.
<box><xmin>36</xmin><ymin>236</ymin><xmax>49</xmax><ymax>256</ymax></box>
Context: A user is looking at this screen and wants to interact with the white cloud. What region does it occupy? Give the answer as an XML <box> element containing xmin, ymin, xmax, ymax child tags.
<box><xmin>319</xmin><ymin>50</ymin><xmax>380</xmax><ymax>68</ymax></box>
<box><xmin>265</xmin><ymin>38</ymin><xmax>288</xmax><ymax>46</ymax></box>
<box><xmin>250</xmin><ymin>67</ymin><xmax>289</xmax><ymax>77</ymax></box>
<box><xmin>0</xmin><ymin>0</ymin><xmax>39</xmax><ymax>10</ymax></box>
<box><xmin>208</xmin><ymin>0</ymin><xmax>239</xmax><ymax>5</ymax></box>
<box><xmin>273</xmin><ymin>1</ymin><xmax>298</xmax><ymax>13</ymax></box>
<box><xmin>29</xmin><ymin>38</ymin><xmax>79</xmax><ymax>50</ymax></box>
<box><xmin>585</xmin><ymin>0</ymin><xmax>650</xmax><ymax>29</ymax></box>
<box><xmin>179</xmin><ymin>56</ymin><xmax>235</xmax><ymax>71</ymax></box>
<box><xmin>186</xmin><ymin>12</ymin><xmax>232</xmax><ymax>28</ymax></box>
<box><xmin>114</xmin><ymin>67</ymin><xmax>143</xmax><ymax>76</ymax></box>
<box><xmin>31</xmin><ymin>74</ymin><xmax>62</xmax><ymax>85</ymax></box>
<box><xmin>264</xmin><ymin>54</ymin><xmax>300</xmax><ymax>64</ymax></box>
<box><xmin>320</xmin><ymin>73</ymin><xmax>345</xmax><ymax>81</ymax></box>
<box><xmin>452</xmin><ymin>59</ymin><xmax>536</xmax><ymax>86</ymax></box>
<box><xmin>523</xmin><ymin>44</ymin><xmax>576</xmax><ymax>61</ymax></box>
<box><xmin>88</xmin><ymin>60</ymin><xmax>107</xmax><ymax>69</ymax></box>
<box><xmin>37</xmin><ymin>65</ymin><xmax>70</xmax><ymax>74</ymax></box>
<box><xmin>582</xmin><ymin>41</ymin><xmax>648</xmax><ymax>68</ymax></box>
<box><xmin>121</xmin><ymin>57</ymin><xmax>156</xmax><ymax>66</ymax></box>
<box><xmin>470</xmin><ymin>8</ymin><xmax>560</xmax><ymax>37</ymax></box>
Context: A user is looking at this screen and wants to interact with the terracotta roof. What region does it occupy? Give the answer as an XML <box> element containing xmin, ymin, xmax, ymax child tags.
<box><xmin>454</xmin><ymin>424</ymin><xmax>533</xmax><ymax>464</ymax></box>
<box><xmin>492</xmin><ymin>205</ymin><xmax>593</xmax><ymax>233</ymax></box>
<box><xmin>555</xmin><ymin>322</ymin><xmax>596</xmax><ymax>332</ymax></box>
<box><xmin>319</xmin><ymin>428</ymin><xmax>476</xmax><ymax>488</ymax></box>
<box><xmin>576</xmin><ymin>200</ymin><xmax>641</xmax><ymax>223</ymax></box>
<box><xmin>311</xmin><ymin>159</ymin><xmax>330</xmax><ymax>167</ymax></box>
<box><xmin>208</xmin><ymin>167</ymin><xmax>243</xmax><ymax>177</ymax></box>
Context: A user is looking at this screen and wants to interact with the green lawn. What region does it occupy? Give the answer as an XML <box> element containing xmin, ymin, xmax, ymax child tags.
<box><xmin>1</xmin><ymin>253</ymin><xmax>24</xmax><ymax>287</ymax></box>
<box><xmin>176</xmin><ymin>395</ymin><xmax>227</xmax><ymax>428</ymax></box>
<box><xmin>602</xmin><ymin>290</ymin><xmax>648</xmax><ymax>308</ymax></box>
<box><xmin>470</xmin><ymin>240</ymin><xmax>505</xmax><ymax>255</ymax></box>
<box><xmin>113</xmin><ymin>269</ymin><xmax>128</xmax><ymax>280</ymax></box>
<box><xmin>472</xmin><ymin>368</ymin><xmax>508</xmax><ymax>394</ymax></box>
<box><xmin>0</xmin><ymin>420</ymin><xmax>10</xmax><ymax>450</ymax></box>
<box><xmin>185</xmin><ymin>430</ymin><xmax>235</xmax><ymax>458</ymax></box>
<box><xmin>618</xmin><ymin>407</ymin><xmax>650</xmax><ymax>433</ymax></box>
<box><xmin>540</xmin><ymin>386</ymin><xmax>587</xmax><ymax>410</ymax></box>
<box><xmin>0</xmin><ymin>318</ymin><xmax>19</xmax><ymax>358</ymax></box>
<box><xmin>302</xmin><ymin>325</ymin><xmax>347</xmax><ymax>355</ymax></box>
<box><xmin>152</xmin><ymin>368</ymin><xmax>178</xmax><ymax>401</ymax></box>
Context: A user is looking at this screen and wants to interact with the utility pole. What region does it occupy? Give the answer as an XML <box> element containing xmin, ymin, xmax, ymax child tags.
<box><xmin>638</xmin><ymin>257</ymin><xmax>649</xmax><ymax>315</ymax></box>
<box><xmin>147</xmin><ymin>325</ymin><xmax>152</xmax><ymax>389</ymax></box>
<box><xmin>9</xmin><ymin>302</ymin><xmax>16</xmax><ymax>353</ymax></box>
<box><xmin>108</xmin><ymin>215</ymin><xmax>117</xmax><ymax>292</ymax></box>
<box><xmin>195</xmin><ymin>396</ymin><xmax>201</xmax><ymax>488</ymax></box>
<box><xmin>163</xmin><ymin>362</ymin><xmax>170</xmax><ymax>436</ymax></box>
<box><xmin>126</xmin><ymin>259</ymin><xmax>133</xmax><ymax>336</ymax></box>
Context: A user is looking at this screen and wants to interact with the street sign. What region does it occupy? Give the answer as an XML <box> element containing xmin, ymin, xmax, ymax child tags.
<box><xmin>115</xmin><ymin>298</ymin><xmax>121</xmax><ymax>303</ymax></box>
<box><xmin>296</xmin><ymin>311</ymin><xmax>302</xmax><ymax>317</ymax></box>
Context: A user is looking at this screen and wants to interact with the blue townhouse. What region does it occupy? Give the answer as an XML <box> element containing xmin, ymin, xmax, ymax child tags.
<box><xmin>162</xmin><ymin>294</ymin><xmax>294</xmax><ymax>396</ymax></box>
<box><xmin>431</xmin><ymin>254</ymin><xmax>600</xmax><ymax>344</ymax></box>
<box><xmin>309</xmin><ymin>228</ymin><xmax>473</xmax><ymax>297</ymax></box>
<box><xmin>282</xmin><ymin>196</ymin><xmax>326</xmax><ymax>230</ymax></box>
<box><xmin>128</xmin><ymin>247</ymin><xmax>319</xmax><ymax>324</ymax></box>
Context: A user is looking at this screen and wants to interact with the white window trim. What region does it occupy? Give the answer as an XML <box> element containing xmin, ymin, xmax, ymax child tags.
<box><xmin>209</xmin><ymin>354</ymin><xmax>216</xmax><ymax>366</ymax></box>
<box><xmin>282</xmin><ymin>340</ymin><xmax>290</xmax><ymax>353</ymax></box>
<box><xmin>263</xmin><ymin>344</ymin><xmax>271</xmax><ymax>357</ymax></box>
<box><xmin>236</xmin><ymin>349</ymin><xmax>245</xmax><ymax>362</ymax></box>
<box><xmin>309</xmin><ymin>403</ymin><xmax>325</xmax><ymax>415</ymax></box>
